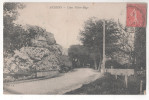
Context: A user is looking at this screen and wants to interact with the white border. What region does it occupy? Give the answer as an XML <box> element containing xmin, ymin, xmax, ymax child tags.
<box><xmin>0</xmin><ymin>0</ymin><xmax>149</xmax><ymax>100</ymax></box>
<box><xmin>1</xmin><ymin>0</ymin><xmax>149</xmax><ymax>2</ymax></box>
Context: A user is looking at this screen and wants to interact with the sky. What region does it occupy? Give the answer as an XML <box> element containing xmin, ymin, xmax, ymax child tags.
<box><xmin>15</xmin><ymin>3</ymin><xmax>127</xmax><ymax>49</ymax></box>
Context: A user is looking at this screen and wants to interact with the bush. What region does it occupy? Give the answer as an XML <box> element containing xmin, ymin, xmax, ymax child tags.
<box><xmin>66</xmin><ymin>73</ymin><xmax>146</xmax><ymax>94</ymax></box>
<box><xmin>59</xmin><ymin>55</ymin><xmax>72</xmax><ymax>73</ymax></box>
<box><xmin>106</xmin><ymin>60</ymin><xmax>123</xmax><ymax>69</ymax></box>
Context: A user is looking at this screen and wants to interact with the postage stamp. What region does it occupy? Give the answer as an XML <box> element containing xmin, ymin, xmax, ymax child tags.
<box><xmin>126</xmin><ymin>3</ymin><xmax>147</xmax><ymax>27</ymax></box>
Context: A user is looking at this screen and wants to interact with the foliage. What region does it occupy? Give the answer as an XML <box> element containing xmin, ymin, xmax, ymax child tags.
<box><xmin>134</xmin><ymin>27</ymin><xmax>146</xmax><ymax>69</ymax></box>
<box><xmin>68</xmin><ymin>45</ymin><xmax>89</xmax><ymax>58</ymax></box>
<box><xmin>68</xmin><ymin>45</ymin><xmax>90</xmax><ymax>68</ymax></box>
<box><xmin>3</xmin><ymin>3</ymin><xmax>49</xmax><ymax>54</ymax></box>
<box><xmin>4</xmin><ymin>3</ymin><xmax>26</xmax><ymax>53</ymax></box>
<box><xmin>80</xmin><ymin>18</ymin><xmax>121</xmax><ymax>69</ymax></box>
<box><xmin>118</xmin><ymin>25</ymin><xmax>146</xmax><ymax>69</ymax></box>
<box><xmin>66</xmin><ymin>73</ymin><xmax>146</xmax><ymax>94</ymax></box>
<box><xmin>4</xmin><ymin>3</ymin><xmax>41</xmax><ymax>52</ymax></box>
<box><xmin>105</xmin><ymin>60</ymin><xmax>123</xmax><ymax>69</ymax></box>
<box><xmin>59</xmin><ymin>55</ymin><xmax>72</xmax><ymax>72</ymax></box>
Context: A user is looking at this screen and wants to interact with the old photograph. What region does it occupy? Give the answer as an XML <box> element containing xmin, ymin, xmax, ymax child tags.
<box><xmin>3</xmin><ymin>2</ymin><xmax>147</xmax><ymax>94</ymax></box>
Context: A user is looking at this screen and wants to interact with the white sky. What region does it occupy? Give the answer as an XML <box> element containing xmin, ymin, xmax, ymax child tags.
<box><xmin>15</xmin><ymin>3</ymin><xmax>127</xmax><ymax>48</ymax></box>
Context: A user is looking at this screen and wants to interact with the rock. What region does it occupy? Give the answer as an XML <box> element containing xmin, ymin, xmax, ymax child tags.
<box><xmin>31</xmin><ymin>39</ymin><xmax>49</xmax><ymax>48</ymax></box>
<box><xmin>3</xmin><ymin>68</ymin><xmax>10</xmax><ymax>74</ymax></box>
<box><xmin>47</xmin><ymin>44</ymin><xmax>62</xmax><ymax>55</ymax></box>
<box><xmin>31</xmin><ymin>32</ymin><xmax>56</xmax><ymax>47</ymax></box>
<box><xmin>36</xmin><ymin>55</ymin><xmax>61</xmax><ymax>71</ymax></box>
<box><xmin>45</xmin><ymin>32</ymin><xmax>56</xmax><ymax>45</ymax></box>
<box><xmin>19</xmin><ymin>47</ymin><xmax>50</xmax><ymax>61</ymax></box>
<box><xmin>4</xmin><ymin>29</ymin><xmax>62</xmax><ymax>82</ymax></box>
<box><xmin>4</xmin><ymin>54</ymin><xmax>32</xmax><ymax>74</ymax></box>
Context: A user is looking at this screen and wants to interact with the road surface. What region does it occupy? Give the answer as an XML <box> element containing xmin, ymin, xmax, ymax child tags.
<box><xmin>4</xmin><ymin>68</ymin><xmax>102</xmax><ymax>94</ymax></box>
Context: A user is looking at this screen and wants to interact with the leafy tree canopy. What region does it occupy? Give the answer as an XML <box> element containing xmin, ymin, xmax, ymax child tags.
<box><xmin>80</xmin><ymin>18</ymin><xmax>121</xmax><ymax>58</ymax></box>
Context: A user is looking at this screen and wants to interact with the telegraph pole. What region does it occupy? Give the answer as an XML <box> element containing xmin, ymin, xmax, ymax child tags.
<box><xmin>101</xmin><ymin>20</ymin><xmax>105</xmax><ymax>73</ymax></box>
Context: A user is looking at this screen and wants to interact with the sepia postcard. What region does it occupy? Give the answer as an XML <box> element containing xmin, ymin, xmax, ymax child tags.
<box><xmin>2</xmin><ymin>1</ymin><xmax>148</xmax><ymax>95</ymax></box>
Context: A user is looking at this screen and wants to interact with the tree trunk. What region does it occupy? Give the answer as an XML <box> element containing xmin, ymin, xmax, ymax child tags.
<box><xmin>82</xmin><ymin>61</ymin><xmax>85</xmax><ymax>67</ymax></box>
<box><xmin>78</xmin><ymin>59</ymin><xmax>80</xmax><ymax>67</ymax></box>
<box><xmin>98</xmin><ymin>54</ymin><xmax>102</xmax><ymax>71</ymax></box>
<box><xmin>94</xmin><ymin>57</ymin><xmax>97</xmax><ymax>70</ymax></box>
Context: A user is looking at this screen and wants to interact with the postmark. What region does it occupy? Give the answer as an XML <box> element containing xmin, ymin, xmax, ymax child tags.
<box><xmin>126</xmin><ymin>4</ymin><xmax>147</xmax><ymax>27</ymax></box>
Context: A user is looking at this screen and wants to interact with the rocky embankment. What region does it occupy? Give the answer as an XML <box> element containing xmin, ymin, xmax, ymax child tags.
<box><xmin>4</xmin><ymin>29</ymin><xmax>63</xmax><ymax>82</ymax></box>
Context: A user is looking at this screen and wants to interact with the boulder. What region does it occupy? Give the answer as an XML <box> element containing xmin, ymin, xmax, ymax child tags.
<box><xmin>31</xmin><ymin>39</ymin><xmax>49</xmax><ymax>48</ymax></box>
<box><xmin>47</xmin><ymin>44</ymin><xmax>62</xmax><ymax>55</ymax></box>
<box><xmin>45</xmin><ymin>32</ymin><xmax>56</xmax><ymax>45</ymax></box>
<box><xmin>31</xmin><ymin>32</ymin><xmax>56</xmax><ymax>47</ymax></box>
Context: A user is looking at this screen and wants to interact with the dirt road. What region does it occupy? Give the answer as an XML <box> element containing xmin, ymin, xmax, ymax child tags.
<box><xmin>4</xmin><ymin>68</ymin><xmax>103</xmax><ymax>94</ymax></box>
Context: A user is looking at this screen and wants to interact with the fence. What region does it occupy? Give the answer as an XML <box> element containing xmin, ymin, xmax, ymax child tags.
<box><xmin>105</xmin><ymin>68</ymin><xmax>145</xmax><ymax>94</ymax></box>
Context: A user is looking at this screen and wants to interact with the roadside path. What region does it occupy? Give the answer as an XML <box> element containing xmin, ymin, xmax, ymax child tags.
<box><xmin>4</xmin><ymin>68</ymin><xmax>103</xmax><ymax>94</ymax></box>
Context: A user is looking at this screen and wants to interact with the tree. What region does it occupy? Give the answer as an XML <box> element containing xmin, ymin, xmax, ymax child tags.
<box><xmin>117</xmin><ymin>22</ymin><xmax>146</xmax><ymax>69</ymax></box>
<box><xmin>80</xmin><ymin>18</ymin><xmax>121</xmax><ymax>69</ymax></box>
<box><xmin>3</xmin><ymin>3</ymin><xmax>47</xmax><ymax>54</ymax></box>
<box><xmin>68</xmin><ymin>45</ymin><xmax>89</xmax><ymax>68</ymax></box>
<box><xmin>115</xmin><ymin>26</ymin><xmax>136</xmax><ymax>67</ymax></box>
<box><xmin>134</xmin><ymin>27</ymin><xmax>146</xmax><ymax>69</ymax></box>
<box><xmin>3</xmin><ymin>3</ymin><xmax>26</xmax><ymax>53</ymax></box>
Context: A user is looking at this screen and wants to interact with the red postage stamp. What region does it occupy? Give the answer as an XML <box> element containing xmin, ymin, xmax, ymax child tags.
<box><xmin>126</xmin><ymin>3</ymin><xmax>147</xmax><ymax>27</ymax></box>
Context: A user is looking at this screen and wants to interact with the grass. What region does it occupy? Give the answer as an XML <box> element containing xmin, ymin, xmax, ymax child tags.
<box><xmin>65</xmin><ymin>73</ymin><xmax>146</xmax><ymax>95</ymax></box>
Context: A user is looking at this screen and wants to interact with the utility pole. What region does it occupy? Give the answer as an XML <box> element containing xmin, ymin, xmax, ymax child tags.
<box><xmin>101</xmin><ymin>20</ymin><xmax>105</xmax><ymax>73</ymax></box>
